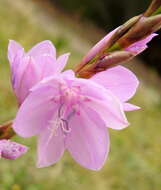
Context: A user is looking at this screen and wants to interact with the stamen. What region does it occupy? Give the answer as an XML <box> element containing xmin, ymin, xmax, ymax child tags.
<box><xmin>61</xmin><ymin>118</ymin><xmax>71</xmax><ymax>133</ymax></box>
<box><xmin>58</xmin><ymin>103</ymin><xmax>64</xmax><ymax>117</ymax></box>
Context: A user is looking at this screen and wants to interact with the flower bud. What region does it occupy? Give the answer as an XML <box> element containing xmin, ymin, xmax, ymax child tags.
<box><xmin>115</xmin><ymin>15</ymin><xmax>161</xmax><ymax>49</ymax></box>
<box><xmin>77</xmin><ymin>51</ymin><xmax>134</xmax><ymax>78</ymax></box>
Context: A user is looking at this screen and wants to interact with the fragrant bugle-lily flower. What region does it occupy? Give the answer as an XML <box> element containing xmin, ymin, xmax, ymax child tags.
<box><xmin>0</xmin><ymin>140</ymin><xmax>28</xmax><ymax>159</ymax></box>
<box><xmin>2</xmin><ymin>0</ymin><xmax>161</xmax><ymax>170</ymax></box>
<box><xmin>13</xmin><ymin>70</ymin><xmax>130</xmax><ymax>170</ymax></box>
<box><xmin>9</xmin><ymin>38</ymin><xmax>139</xmax><ymax>170</ymax></box>
<box><xmin>8</xmin><ymin>40</ymin><xmax>69</xmax><ymax>105</ymax></box>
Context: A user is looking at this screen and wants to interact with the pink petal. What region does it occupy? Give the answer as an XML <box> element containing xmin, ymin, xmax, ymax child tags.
<box><xmin>11</xmin><ymin>54</ymin><xmax>27</xmax><ymax>90</ymax></box>
<box><xmin>62</xmin><ymin>70</ymin><xmax>75</xmax><ymax>78</ymax></box>
<box><xmin>72</xmin><ymin>78</ymin><xmax>129</xmax><ymax>129</ymax></box>
<box><xmin>81</xmin><ymin>28</ymin><xmax>119</xmax><ymax>64</ymax></box>
<box><xmin>8</xmin><ymin>40</ymin><xmax>24</xmax><ymax>64</ymax></box>
<box><xmin>33</xmin><ymin>53</ymin><xmax>69</xmax><ymax>79</ymax></box>
<box><xmin>13</xmin><ymin>86</ymin><xmax>59</xmax><ymax>137</ymax></box>
<box><xmin>34</xmin><ymin>55</ymin><xmax>57</xmax><ymax>78</ymax></box>
<box><xmin>66</xmin><ymin>107</ymin><xmax>109</xmax><ymax>170</ymax></box>
<box><xmin>123</xmin><ymin>103</ymin><xmax>140</xmax><ymax>112</ymax></box>
<box><xmin>27</xmin><ymin>40</ymin><xmax>56</xmax><ymax>58</ymax></box>
<box><xmin>126</xmin><ymin>33</ymin><xmax>157</xmax><ymax>54</ymax></box>
<box><xmin>91</xmin><ymin>66</ymin><xmax>139</xmax><ymax>102</ymax></box>
<box><xmin>15</xmin><ymin>57</ymin><xmax>40</xmax><ymax>104</ymax></box>
<box><xmin>37</xmin><ymin>127</ymin><xmax>65</xmax><ymax>168</ymax></box>
<box><xmin>75</xmin><ymin>78</ymin><xmax>114</xmax><ymax>101</ymax></box>
<box><xmin>54</xmin><ymin>53</ymin><xmax>70</xmax><ymax>73</ymax></box>
<box><xmin>86</xmin><ymin>95</ymin><xmax>129</xmax><ymax>130</ymax></box>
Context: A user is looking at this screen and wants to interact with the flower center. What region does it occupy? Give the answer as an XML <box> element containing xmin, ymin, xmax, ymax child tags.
<box><xmin>47</xmin><ymin>81</ymin><xmax>89</xmax><ymax>141</ymax></box>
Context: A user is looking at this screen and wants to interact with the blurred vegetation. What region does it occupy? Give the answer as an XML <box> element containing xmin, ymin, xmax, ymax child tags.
<box><xmin>0</xmin><ymin>0</ymin><xmax>161</xmax><ymax>190</ymax></box>
<box><xmin>51</xmin><ymin>0</ymin><xmax>150</xmax><ymax>29</ymax></box>
<box><xmin>50</xmin><ymin>0</ymin><xmax>161</xmax><ymax>75</ymax></box>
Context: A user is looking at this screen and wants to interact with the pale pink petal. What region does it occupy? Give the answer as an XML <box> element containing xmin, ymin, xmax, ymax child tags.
<box><xmin>8</xmin><ymin>41</ymin><xmax>25</xmax><ymax>92</ymax></box>
<box><xmin>11</xmin><ymin>54</ymin><xmax>26</xmax><ymax>91</ymax></box>
<box><xmin>123</xmin><ymin>103</ymin><xmax>140</xmax><ymax>111</ymax></box>
<box><xmin>33</xmin><ymin>53</ymin><xmax>69</xmax><ymax>78</ymax></box>
<box><xmin>30</xmin><ymin>75</ymin><xmax>61</xmax><ymax>92</ymax></box>
<box><xmin>27</xmin><ymin>40</ymin><xmax>56</xmax><ymax>58</ymax></box>
<box><xmin>34</xmin><ymin>55</ymin><xmax>57</xmax><ymax>78</ymax></box>
<box><xmin>91</xmin><ymin>66</ymin><xmax>139</xmax><ymax>102</ymax></box>
<box><xmin>81</xmin><ymin>28</ymin><xmax>119</xmax><ymax>64</ymax></box>
<box><xmin>54</xmin><ymin>53</ymin><xmax>70</xmax><ymax>73</ymax></box>
<box><xmin>8</xmin><ymin>40</ymin><xmax>24</xmax><ymax>64</ymax></box>
<box><xmin>15</xmin><ymin>57</ymin><xmax>40</xmax><ymax>104</ymax></box>
<box><xmin>74</xmin><ymin>78</ymin><xmax>113</xmax><ymax>101</ymax></box>
<box><xmin>62</xmin><ymin>70</ymin><xmax>75</xmax><ymax>78</ymax></box>
<box><xmin>37</xmin><ymin>127</ymin><xmax>65</xmax><ymax>168</ymax></box>
<box><xmin>66</xmin><ymin>107</ymin><xmax>109</xmax><ymax>170</ymax></box>
<box><xmin>86</xmin><ymin>95</ymin><xmax>129</xmax><ymax>130</ymax></box>
<box><xmin>72</xmin><ymin>78</ymin><xmax>129</xmax><ymax>129</ymax></box>
<box><xmin>13</xmin><ymin>86</ymin><xmax>59</xmax><ymax>137</ymax></box>
<box><xmin>126</xmin><ymin>33</ymin><xmax>157</xmax><ymax>54</ymax></box>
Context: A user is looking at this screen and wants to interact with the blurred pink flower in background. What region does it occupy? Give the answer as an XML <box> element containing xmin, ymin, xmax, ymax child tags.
<box><xmin>0</xmin><ymin>139</ymin><xmax>28</xmax><ymax>159</ymax></box>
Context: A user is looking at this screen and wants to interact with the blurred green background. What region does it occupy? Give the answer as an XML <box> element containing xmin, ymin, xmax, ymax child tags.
<box><xmin>0</xmin><ymin>0</ymin><xmax>161</xmax><ymax>189</ymax></box>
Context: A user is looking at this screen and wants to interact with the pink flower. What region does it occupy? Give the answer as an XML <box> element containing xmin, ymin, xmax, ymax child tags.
<box><xmin>13</xmin><ymin>71</ymin><xmax>129</xmax><ymax>170</ymax></box>
<box><xmin>0</xmin><ymin>139</ymin><xmax>28</xmax><ymax>159</ymax></box>
<box><xmin>8</xmin><ymin>40</ymin><xmax>69</xmax><ymax>104</ymax></box>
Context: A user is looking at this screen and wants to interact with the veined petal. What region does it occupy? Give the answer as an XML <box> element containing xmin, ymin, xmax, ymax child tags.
<box><xmin>123</xmin><ymin>103</ymin><xmax>140</xmax><ymax>112</ymax></box>
<box><xmin>66</xmin><ymin>107</ymin><xmax>109</xmax><ymax>170</ymax></box>
<box><xmin>11</xmin><ymin>54</ymin><xmax>27</xmax><ymax>90</ymax></box>
<box><xmin>15</xmin><ymin>57</ymin><xmax>40</xmax><ymax>104</ymax></box>
<box><xmin>86</xmin><ymin>94</ymin><xmax>129</xmax><ymax>130</ymax></box>
<box><xmin>37</xmin><ymin>127</ymin><xmax>65</xmax><ymax>168</ymax></box>
<box><xmin>73</xmin><ymin>78</ymin><xmax>113</xmax><ymax>101</ymax></box>
<box><xmin>13</xmin><ymin>86</ymin><xmax>59</xmax><ymax>137</ymax></box>
<box><xmin>91</xmin><ymin>66</ymin><xmax>139</xmax><ymax>102</ymax></box>
<box><xmin>71</xmin><ymin>77</ymin><xmax>129</xmax><ymax>129</ymax></box>
<box><xmin>27</xmin><ymin>40</ymin><xmax>56</xmax><ymax>58</ymax></box>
